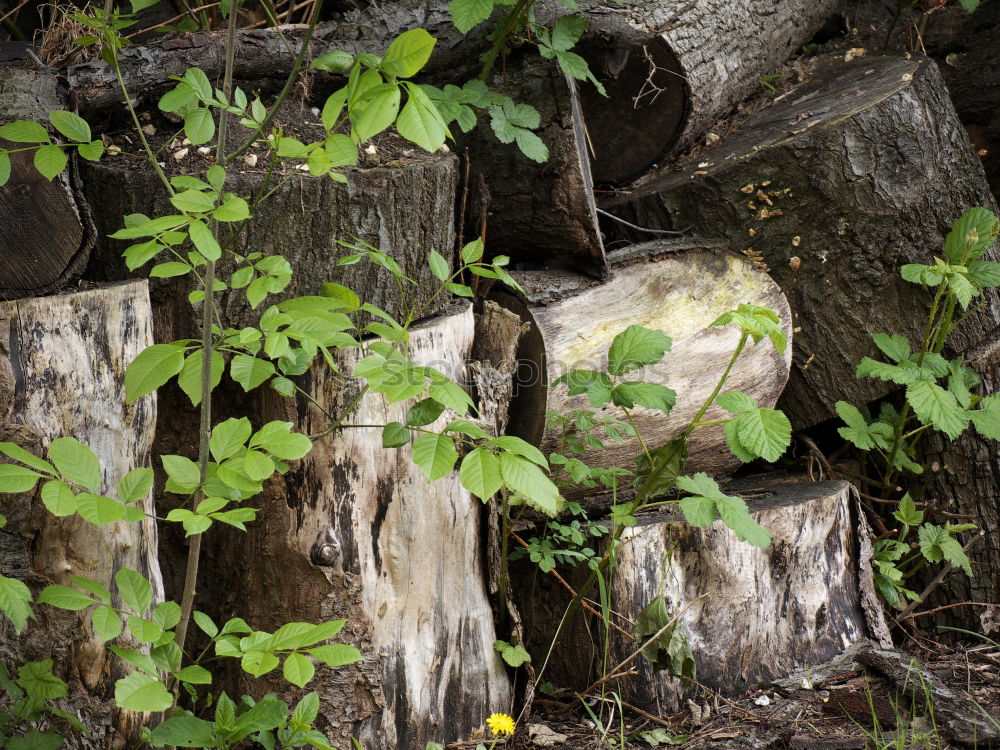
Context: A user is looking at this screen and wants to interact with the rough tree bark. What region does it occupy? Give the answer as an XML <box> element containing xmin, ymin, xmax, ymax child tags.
<box><xmin>0</xmin><ymin>62</ymin><xmax>95</xmax><ymax>299</ymax></box>
<box><xmin>0</xmin><ymin>281</ymin><xmax>162</xmax><ymax>748</ymax></box>
<box><xmin>605</xmin><ymin>55</ymin><xmax>1000</xmax><ymax>430</ymax></box>
<box><xmin>80</xmin><ymin>151</ymin><xmax>459</xmax><ymax>335</ymax></box>
<box><xmin>486</xmin><ymin>241</ymin><xmax>792</xmax><ymax>495</ymax></box>
<box><xmin>517</xmin><ymin>479</ymin><xmax>882</xmax><ymax>712</ymax></box>
<box><xmin>213</xmin><ymin>304</ymin><xmax>511</xmax><ymax>750</ymax></box>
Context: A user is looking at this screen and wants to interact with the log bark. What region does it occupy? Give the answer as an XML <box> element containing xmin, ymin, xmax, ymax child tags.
<box><xmin>518</xmin><ymin>478</ymin><xmax>880</xmax><ymax>712</ymax></box>
<box><xmin>80</xmin><ymin>151</ymin><xmax>459</xmax><ymax>335</ymax></box>
<box><xmin>0</xmin><ymin>62</ymin><xmax>96</xmax><ymax>299</ymax></box>
<box><xmin>0</xmin><ymin>281</ymin><xmax>162</xmax><ymax>748</ymax></box>
<box><xmin>487</xmin><ymin>241</ymin><xmax>792</xmax><ymax>495</ymax></box>
<box><xmin>604</xmin><ymin>55</ymin><xmax>1000</xmax><ymax>430</ymax></box>
<box><xmin>214</xmin><ymin>304</ymin><xmax>511</xmax><ymax>750</ymax></box>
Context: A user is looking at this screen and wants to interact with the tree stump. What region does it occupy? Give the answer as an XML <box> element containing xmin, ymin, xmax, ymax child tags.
<box><xmin>214</xmin><ymin>304</ymin><xmax>511</xmax><ymax>750</ymax></box>
<box><xmin>487</xmin><ymin>241</ymin><xmax>792</xmax><ymax>497</ymax></box>
<box><xmin>605</xmin><ymin>55</ymin><xmax>1000</xmax><ymax>430</ymax></box>
<box><xmin>0</xmin><ymin>62</ymin><xmax>95</xmax><ymax>299</ymax></box>
<box><xmin>80</xmin><ymin>150</ymin><xmax>459</xmax><ymax>336</ymax></box>
<box><xmin>0</xmin><ymin>281</ymin><xmax>162</xmax><ymax>748</ymax></box>
<box><xmin>518</xmin><ymin>479</ymin><xmax>880</xmax><ymax>712</ymax></box>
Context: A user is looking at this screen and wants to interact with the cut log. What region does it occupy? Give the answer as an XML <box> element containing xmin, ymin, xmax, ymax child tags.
<box><xmin>486</xmin><ymin>240</ymin><xmax>792</xmax><ymax>495</ymax></box>
<box><xmin>517</xmin><ymin>479</ymin><xmax>880</xmax><ymax>711</ymax></box>
<box><xmin>0</xmin><ymin>281</ymin><xmax>162</xmax><ymax>748</ymax></box>
<box><xmin>212</xmin><ymin>304</ymin><xmax>511</xmax><ymax>750</ymax></box>
<box><xmin>0</xmin><ymin>62</ymin><xmax>96</xmax><ymax>299</ymax></box>
<box><xmin>559</xmin><ymin>0</ymin><xmax>842</xmax><ymax>184</ymax></box>
<box><xmin>80</xmin><ymin>150</ymin><xmax>459</xmax><ymax>335</ymax></box>
<box><xmin>604</xmin><ymin>55</ymin><xmax>1000</xmax><ymax>430</ymax></box>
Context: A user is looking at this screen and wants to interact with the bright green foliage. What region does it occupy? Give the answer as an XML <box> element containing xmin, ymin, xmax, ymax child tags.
<box><xmin>493</xmin><ymin>639</ymin><xmax>531</xmax><ymax>667</ymax></box>
<box><xmin>676</xmin><ymin>473</ymin><xmax>771</xmax><ymax>547</ymax></box>
<box><xmin>607</xmin><ymin>326</ymin><xmax>672</xmax><ymax>376</ymax></box>
<box><xmin>0</xmin><ymin>576</ymin><xmax>33</xmax><ymax>633</ymax></box>
<box><xmin>633</xmin><ymin>595</ymin><xmax>695</xmax><ymax>680</ymax></box>
<box><xmin>711</xmin><ymin>304</ymin><xmax>787</xmax><ymax>354</ymax></box>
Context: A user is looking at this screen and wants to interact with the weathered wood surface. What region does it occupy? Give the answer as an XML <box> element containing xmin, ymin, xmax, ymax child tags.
<box><xmin>605</xmin><ymin>55</ymin><xmax>1000</xmax><ymax>430</ymax></box>
<box><xmin>553</xmin><ymin>0</ymin><xmax>842</xmax><ymax>184</ymax></box>
<box><xmin>0</xmin><ymin>63</ymin><xmax>95</xmax><ymax>299</ymax></box>
<box><xmin>80</xmin><ymin>152</ymin><xmax>459</xmax><ymax>335</ymax></box>
<box><xmin>462</xmin><ymin>58</ymin><xmax>605</xmax><ymax>270</ymax></box>
<box><xmin>488</xmin><ymin>241</ymin><xmax>792</xmax><ymax>488</ymax></box>
<box><xmin>518</xmin><ymin>479</ymin><xmax>875</xmax><ymax>712</ymax></box>
<box><xmin>0</xmin><ymin>281</ymin><xmax>162</xmax><ymax>748</ymax></box>
<box><xmin>216</xmin><ymin>304</ymin><xmax>511</xmax><ymax>750</ymax></box>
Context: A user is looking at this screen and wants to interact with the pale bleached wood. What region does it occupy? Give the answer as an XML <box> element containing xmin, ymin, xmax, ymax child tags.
<box><xmin>228</xmin><ymin>304</ymin><xmax>511</xmax><ymax>750</ymax></box>
<box><xmin>492</xmin><ymin>242</ymin><xmax>792</xmax><ymax>488</ymax></box>
<box><xmin>0</xmin><ymin>281</ymin><xmax>161</xmax><ymax>749</ymax></box>
<box><xmin>518</xmin><ymin>479</ymin><xmax>878</xmax><ymax>712</ymax></box>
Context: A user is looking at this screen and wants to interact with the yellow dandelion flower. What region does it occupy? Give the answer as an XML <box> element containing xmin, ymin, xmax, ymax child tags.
<box><xmin>486</xmin><ymin>712</ymin><xmax>516</xmax><ymax>737</ymax></box>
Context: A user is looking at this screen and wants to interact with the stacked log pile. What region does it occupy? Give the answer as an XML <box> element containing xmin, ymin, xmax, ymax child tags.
<box><xmin>1</xmin><ymin>0</ymin><xmax>999</xmax><ymax>745</ymax></box>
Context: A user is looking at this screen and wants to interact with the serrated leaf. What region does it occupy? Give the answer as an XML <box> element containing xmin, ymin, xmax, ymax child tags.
<box><xmin>972</xmin><ymin>393</ymin><xmax>1000</xmax><ymax>440</ymax></box>
<box><xmin>553</xmin><ymin>369</ymin><xmax>613</xmax><ymax>408</ymax></box>
<box><xmin>16</xmin><ymin>660</ymin><xmax>66</xmax><ymax>700</ymax></box>
<box><xmin>893</xmin><ymin>493</ymin><xmax>924</xmax><ymax>528</ymax></box>
<box><xmin>448</xmin><ymin>0</ymin><xmax>493</xmax><ymax>32</ymax></box>
<box><xmin>734</xmin><ymin>408</ymin><xmax>791</xmax><ymax>462</ymax></box>
<box><xmin>723</xmin><ymin>419</ymin><xmax>756</xmax><ymax>463</ymax></box>
<box><xmin>716</xmin><ymin>495</ymin><xmax>771</xmax><ymax>547</ymax></box>
<box><xmin>611</xmin><ymin>382</ymin><xmax>676</xmax><ymax>415</ymax></box>
<box><xmin>460</xmin><ymin>448</ymin><xmax>501</xmax><ymax>500</ymax></box>
<box><xmin>906</xmin><ymin>380</ymin><xmax>970</xmax><ymax>440</ymax></box>
<box><xmin>412</xmin><ymin>433</ymin><xmax>458</xmax><ymax>481</ymax></box>
<box><xmin>872</xmin><ymin>333</ymin><xmax>911</xmax><ymax>363</ymax></box>
<box><xmin>717</xmin><ymin>390</ymin><xmax>757</xmax><ymax>414</ymax></box>
<box><xmin>608</xmin><ymin>326</ymin><xmax>671</xmax><ymax>375</ymax></box>
<box><xmin>944</xmin><ymin>206</ymin><xmax>999</xmax><ymax>262</ymax></box>
<box><xmin>0</xmin><ymin>575</ymin><xmax>33</xmax><ymax>633</ymax></box>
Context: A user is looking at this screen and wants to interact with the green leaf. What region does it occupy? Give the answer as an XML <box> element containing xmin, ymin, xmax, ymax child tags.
<box><xmin>893</xmin><ymin>493</ymin><xmax>924</xmax><ymax>528</ymax></box>
<box><xmin>444</xmin><ymin>418</ymin><xmax>488</xmax><ymax>439</ymax></box>
<box><xmin>352</xmin><ymin>84</ymin><xmax>400</xmax><ymax>142</ymax></box>
<box><xmin>33</xmin><ymin>144</ymin><xmax>67</xmax><ymax>180</ymax></box>
<box><xmin>906</xmin><ymin>380</ymin><xmax>971</xmax><ymax>440</ymax></box>
<box><xmin>162</xmin><ymin>454</ymin><xmax>201</xmax><ymax>494</ymax></box>
<box><xmin>0</xmin><ymin>575</ymin><xmax>33</xmax><ymax>633</ymax></box>
<box><xmin>872</xmin><ymin>333</ymin><xmax>911</xmax><ymax>363</ymax></box>
<box><xmin>184</xmin><ymin>107</ymin><xmax>215</xmax><ymax>145</ymax></box>
<box><xmin>678</xmin><ymin>494</ymin><xmax>716</xmax><ymax>526</ymax></box>
<box><xmin>0</xmin><ymin>120</ymin><xmax>49</xmax><ymax>142</ymax></box>
<box><xmin>193</xmin><ymin>610</ymin><xmax>218</xmax><ymax>637</ymax></box>
<box><xmin>554</xmin><ymin>370</ymin><xmax>613</xmax><ymax>408</ymax></box>
<box><xmin>241</xmin><ymin>650</ymin><xmax>280</xmax><ymax>677</ymax></box>
<box><xmin>488</xmin><ymin>435</ymin><xmax>547</xmax><ymax>467</ymax></box>
<box><xmin>115</xmin><ymin>671</ymin><xmax>173</xmax><ymax>712</ymax></box>
<box><xmin>49</xmin><ymin>436</ymin><xmax>101</xmax><ymax>491</ymax></box>
<box><xmin>412</xmin><ymin>433</ymin><xmax>458</xmax><ymax>481</ymax></box>
<box><xmin>949</xmin><ymin>272</ymin><xmax>978</xmax><ymax>308</ymax></box>
<box><xmin>152</xmin><ymin>600</ymin><xmax>182</xmax><ymax>630</ymax></box>
<box><xmin>448</xmin><ymin>0</ymin><xmax>493</xmax><ymax>32</ymax></box>
<box><xmin>308</xmin><ymin>643</ymin><xmax>361</xmax><ymax>667</ymax></box>
<box><xmin>126</xmin><ymin>343</ymin><xmax>185</xmax><ymax>402</ymax></box>
<box><xmin>0</xmin><ymin>151</ymin><xmax>10</xmax><ymax>187</ymax></box>
<box><xmin>77</xmin><ymin>139</ymin><xmax>105</xmax><ymax>161</ymax></box>
<box><xmin>312</xmin><ymin>49</ymin><xmax>355</xmax><ymax>73</ymax></box>
<box><xmin>93</xmin><ymin>605</ymin><xmax>123</xmax><ymax>642</ymax></box>
<box><xmin>733</xmin><ymin>408</ymin><xmax>791</xmax><ymax>462</ymax></box>
<box><xmin>177</xmin><ymin>349</ymin><xmax>225</xmax><ymax>407</ymax></box>
<box><xmin>249</xmin><ymin>421</ymin><xmax>312</xmax><ymax>460</ymax></box>
<box><xmin>607</xmin><ymin>326</ymin><xmax>671</xmax><ymax>375</ymax></box>
<box><xmin>149</xmin><ymin>713</ymin><xmax>217</xmax><ymax>746</ymax></box>
<box><xmin>493</xmin><ymin>639</ymin><xmax>531</xmax><ymax>667</ymax></box>
<box><xmin>16</xmin><ymin>660</ymin><xmax>67</xmax><ymax>700</ymax></box>
<box><xmin>460</xmin><ymin>448</ymin><xmax>502</xmax><ymax>500</ymax></box>
<box><xmin>149</xmin><ymin>262</ymin><xmax>190</xmax><ymax>278</ymax></box>
<box><xmin>499</xmin><ymin>453</ymin><xmax>561</xmax><ymax>516</ymax></box>
<box><xmin>230</xmin><ymin>355</ymin><xmax>276</xmax><ymax>392</ymax></box>
<box><xmin>918</xmin><ymin>523</ymin><xmax>972</xmax><ymax>576</ymax></box>
<box><xmin>37</xmin><ymin>584</ymin><xmax>95</xmax><ymax>611</ymax></box>
<box><xmin>396</xmin><ymin>83</ymin><xmax>448</xmax><ymax>152</ymax></box>
<box><xmin>242</xmin><ymin>450</ymin><xmax>275</xmax><ymax>482</ymax></box>
<box><xmin>209</xmin><ymin>417</ymin><xmax>252</xmax><ymax>463</ymax></box>
<box><xmin>49</xmin><ymin>110</ymin><xmax>91</xmax><ymax>142</ymax></box>
<box><xmin>0</xmin><ymin>464</ymin><xmax>43</xmax><ymax>493</ymax></box>
<box><xmin>381</xmin><ymin>28</ymin><xmax>436</xmax><ymax>78</ymax></box>
<box><xmin>611</xmin><ymin>382</ymin><xmax>676</xmax><ymax>415</ymax></box>
<box><xmin>283</xmin><ymin>652</ymin><xmax>315</xmax><ymax>688</ymax></box>
<box><xmin>549</xmin><ymin>14</ymin><xmax>588</xmax><ymax>51</ymax></box>
<box><xmin>8</xmin><ymin>730</ymin><xmax>62</xmax><ymax>750</ymax></box>
<box><xmin>0</xmin><ymin>442</ymin><xmax>55</xmax><ymax>475</ymax></box>
<box><xmin>972</xmin><ymin>393</ymin><xmax>1000</xmax><ymax>440</ymax></box>
<box><xmin>716</xmin><ymin>390</ymin><xmax>757</xmax><ymax>414</ymax></box>
<box><xmin>175</xmin><ymin>665</ymin><xmax>212</xmax><ymax>684</ymax></box>
<box><xmin>633</xmin><ymin>596</ymin><xmax>695</xmax><ymax>679</ymax></box>
<box><xmin>76</xmin><ymin>493</ymin><xmax>126</xmax><ymax>525</ymax></box>
<box><xmin>406</xmin><ymin>398</ymin><xmax>446</xmax><ymax>427</ymax></box>
<box><xmin>127</xmin><ymin>614</ymin><xmax>163</xmax><ymax>643</ymax></box>
<box><xmin>115</xmin><ymin>567</ymin><xmax>153</xmax><ymax>614</ymax></box>
<box><xmin>428</xmin><ymin>250</ymin><xmax>450</xmax><ymax>281</ymax></box>
<box><xmin>214</xmin><ymin>196</ymin><xmax>250</xmax><ymax>222</ymax></box>
<box><xmin>188</xmin><ymin>218</ymin><xmax>222</xmax><ymax>261</ymax></box>
<box><xmin>944</xmin><ymin>206</ymin><xmax>999</xmax><ymax>262</ymax></box>
<box><xmin>836</xmin><ymin>401</ymin><xmax>892</xmax><ymax>451</ymax></box>
<box><xmin>716</xmin><ymin>495</ymin><xmax>771</xmax><ymax>547</ymax></box>
<box><xmin>382</xmin><ymin>422</ymin><xmax>410</xmax><ymax>448</ymax></box>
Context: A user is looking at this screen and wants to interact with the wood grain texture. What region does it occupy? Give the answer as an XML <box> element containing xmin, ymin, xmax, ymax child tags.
<box><xmin>492</xmin><ymin>242</ymin><xmax>792</xmax><ymax>487</ymax></box>
<box><xmin>518</xmin><ymin>479</ymin><xmax>872</xmax><ymax>711</ymax></box>
<box><xmin>606</xmin><ymin>55</ymin><xmax>1000</xmax><ymax>429</ymax></box>
<box><xmin>0</xmin><ymin>64</ymin><xmax>94</xmax><ymax>298</ymax></box>
<box><xmin>0</xmin><ymin>281</ymin><xmax>161</xmax><ymax>748</ymax></box>
<box><xmin>222</xmin><ymin>305</ymin><xmax>511</xmax><ymax>750</ymax></box>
